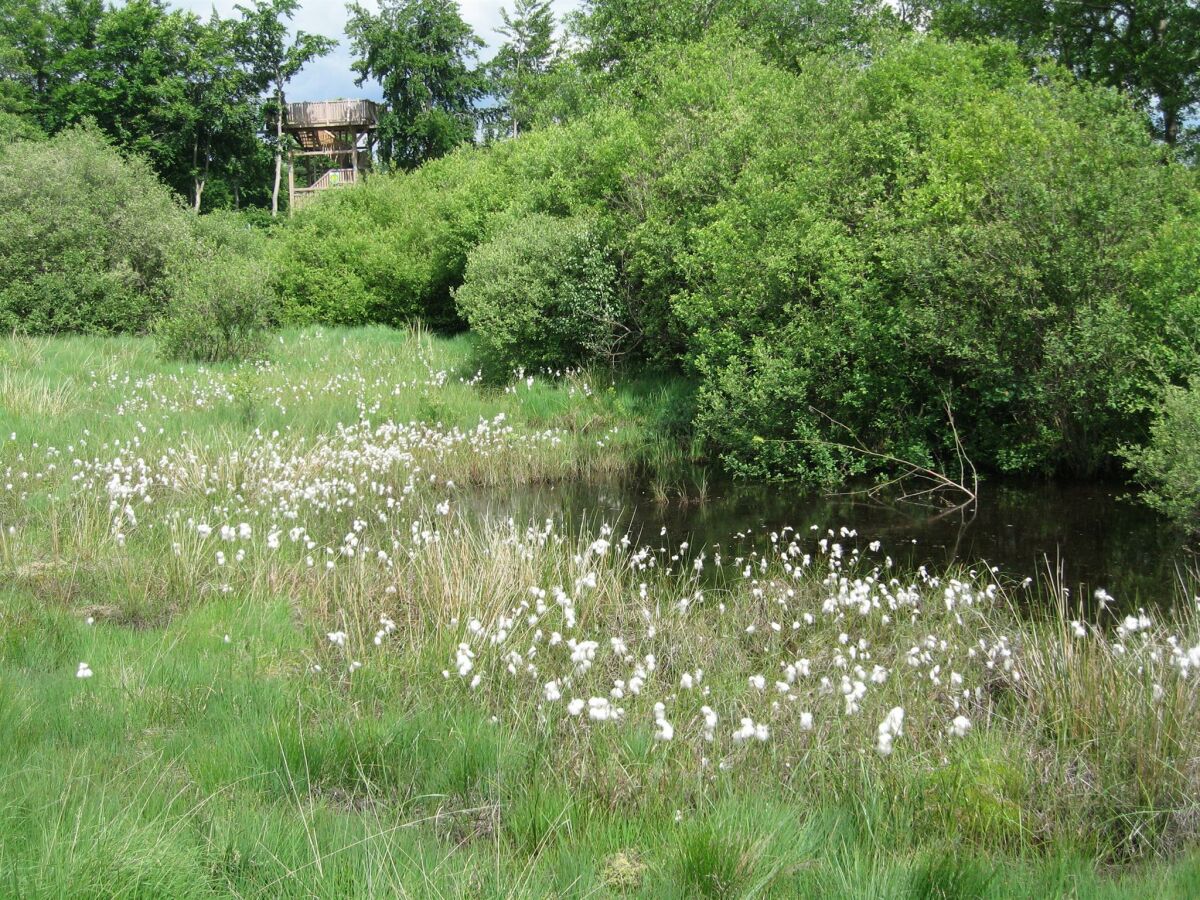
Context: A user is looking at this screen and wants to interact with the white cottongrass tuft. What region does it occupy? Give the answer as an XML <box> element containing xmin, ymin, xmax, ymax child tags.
<box><xmin>732</xmin><ymin>717</ymin><xmax>769</xmax><ymax>743</ymax></box>
<box><xmin>653</xmin><ymin>702</ymin><xmax>674</xmax><ymax>741</ymax></box>
<box><xmin>875</xmin><ymin>706</ymin><xmax>905</xmax><ymax>756</ymax></box>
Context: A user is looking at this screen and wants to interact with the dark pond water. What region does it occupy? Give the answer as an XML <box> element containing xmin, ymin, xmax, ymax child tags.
<box><xmin>465</xmin><ymin>478</ymin><xmax>1196</xmax><ymax>609</ymax></box>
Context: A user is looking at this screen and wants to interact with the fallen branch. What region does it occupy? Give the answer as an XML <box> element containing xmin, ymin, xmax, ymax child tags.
<box><xmin>800</xmin><ymin>397</ymin><xmax>979</xmax><ymax>506</ymax></box>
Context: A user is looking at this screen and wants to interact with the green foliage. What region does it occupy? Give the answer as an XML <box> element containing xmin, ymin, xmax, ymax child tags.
<box><xmin>455</xmin><ymin>213</ymin><xmax>621</xmax><ymax>373</ymax></box>
<box><xmin>925</xmin><ymin>0</ymin><xmax>1200</xmax><ymax>145</ymax></box>
<box><xmin>178</xmin><ymin>11</ymin><xmax>264</xmax><ymax>213</ymax></box>
<box><xmin>271</xmin><ymin>33</ymin><xmax>1200</xmax><ymax>484</ymax></box>
<box><xmin>271</xmin><ymin>116</ymin><xmax>639</xmax><ymax>328</ymax></box>
<box><xmin>55</xmin><ymin>0</ymin><xmax>217</xmax><ymax>198</ymax></box>
<box><xmin>237</xmin><ymin>0</ymin><xmax>337</xmax><ymax>216</ymax></box>
<box><xmin>1124</xmin><ymin>379</ymin><xmax>1200</xmax><ymax>528</ymax></box>
<box><xmin>488</xmin><ymin>0</ymin><xmax>556</xmax><ymax>140</ymax></box>
<box><xmin>0</xmin><ymin>110</ymin><xmax>41</xmax><ymax>144</ymax></box>
<box><xmin>567</xmin><ymin>0</ymin><xmax>896</xmax><ymax>79</ymax></box>
<box><xmin>156</xmin><ymin>213</ymin><xmax>275</xmax><ymax>363</ymax></box>
<box><xmin>270</xmin><ymin>149</ymin><xmax>491</xmax><ymax>328</ymax></box>
<box><xmin>650</xmin><ymin>38</ymin><xmax>1199</xmax><ymax>481</ymax></box>
<box><xmin>0</xmin><ymin>14</ymin><xmax>36</xmax><ymax>126</ymax></box>
<box><xmin>347</xmin><ymin>0</ymin><xmax>486</xmax><ymax>169</ymax></box>
<box><xmin>0</xmin><ymin>0</ymin><xmax>333</xmax><ymax>211</ymax></box>
<box><xmin>0</xmin><ymin>124</ymin><xmax>190</xmax><ymax>334</ymax></box>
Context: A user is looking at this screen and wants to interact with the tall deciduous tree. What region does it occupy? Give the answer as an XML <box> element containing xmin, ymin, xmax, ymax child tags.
<box><xmin>34</xmin><ymin>0</ymin><xmax>104</xmax><ymax>133</ymax></box>
<box><xmin>0</xmin><ymin>0</ymin><xmax>47</xmax><ymax>127</ymax></box>
<box><xmin>925</xmin><ymin>0</ymin><xmax>1200</xmax><ymax>145</ymax></box>
<box><xmin>347</xmin><ymin>0</ymin><xmax>485</xmax><ymax>169</ymax></box>
<box><xmin>0</xmin><ymin>40</ymin><xmax>33</xmax><ymax>134</ymax></box>
<box><xmin>182</xmin><ymin>13</ymin><xmax>260</xmax><ymax>212</ymax></box>
<box><xmin>85</xmin><ymin>0</ymin><xmax>196</xmax><ymax>192</ymax></box>
<box><xmin>490</xmin><ymin>0</ymin><xmax>555</xmax><ymax>139</ymax></box>
<box><xmin>236</xmin><ymin>0</ymin><xmax>336</xmax><ymax>216</ymax></box>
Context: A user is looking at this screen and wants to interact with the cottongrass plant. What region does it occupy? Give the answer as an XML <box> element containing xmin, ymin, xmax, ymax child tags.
<box><xmin>4</xmin><ymin>327</ymin><xmax>1200</xmax><ymax>896</ymax></box>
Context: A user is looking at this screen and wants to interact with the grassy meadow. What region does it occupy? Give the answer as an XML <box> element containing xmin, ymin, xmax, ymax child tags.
<box><xmin>4</xmin><ymin>327</ymin><xmax>1200</xmax><ymax>897</ymax></box>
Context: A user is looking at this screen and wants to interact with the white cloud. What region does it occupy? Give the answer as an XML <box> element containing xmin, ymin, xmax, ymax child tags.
<box><xmin>173</xmin><ymin>0</ymin><xmax>580</xmax><ymax>101</ymax></box>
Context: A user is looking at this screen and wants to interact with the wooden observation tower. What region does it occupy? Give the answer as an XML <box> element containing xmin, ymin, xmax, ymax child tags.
<box><xmin>283</xmin><ymin>99</ymin><xmax>379</xmax><ymax>214</ymax></box>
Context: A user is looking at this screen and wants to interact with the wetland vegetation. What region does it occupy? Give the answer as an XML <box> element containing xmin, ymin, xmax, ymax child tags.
<box><xmin>2</xmin><ymin>328</ymin><xmax>1200</xmax><ymax>896</ymax></box>
<box><xmin>4</xmin><ymin>0</ymin><xmax>1200</xmax><ymax>895</ymax></box>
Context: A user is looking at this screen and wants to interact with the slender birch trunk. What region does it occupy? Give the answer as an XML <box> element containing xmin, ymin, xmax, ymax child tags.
<box><xmin>271</xmin><ymin>82</ymin><xmax>284</xmax><ymax>216</ymax></box>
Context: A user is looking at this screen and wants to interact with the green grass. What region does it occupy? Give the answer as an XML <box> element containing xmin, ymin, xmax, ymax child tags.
<box><xmin>3</xmin><ymin>327</ymin><xmax>1200</xmax><ymax>897</ymax></box>
<box><xmin>0</xmin><ymin>325</ymin><xmax>690</xmax><ymax>474</ymax></box>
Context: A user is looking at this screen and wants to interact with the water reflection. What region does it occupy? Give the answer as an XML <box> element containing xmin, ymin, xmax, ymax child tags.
<box><xmin>461</xmin><ymin>478</ymin><xmax>1195</xmax><ymax>607</ymax></box>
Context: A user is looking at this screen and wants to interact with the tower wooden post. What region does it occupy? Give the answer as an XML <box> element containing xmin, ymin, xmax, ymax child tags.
<box><xmin>287</xmin><ymin>152</ymin><xmax>295</xmax><ymax>217</ymax></box>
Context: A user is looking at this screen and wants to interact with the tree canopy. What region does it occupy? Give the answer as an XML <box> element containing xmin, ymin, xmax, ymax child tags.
<box><xmin>924</xmin><ymin>0</ymin><xmax>1200</xmax><ymax>145</ymax></box>
<box><xmin>1</xmin><ymin>0</ymin><xmax>1193</xmax><ymax>207</ymax></box>
<box><xmin>489</xmin><ymin>0</ymin><xmax>556</xmax><ymax>139</ymax></box>
<box><xmin>0</xmin><ymin>0</ymin><xmax>334</xmax><ymax>209</ymax></box>
<box><xmin>347</xmin><ymin>0</ymin><xmax>486</xmax><ymax>169</ymax></box>
<box><xmin>236</xmin><ymin>0</ymin><xmax>336</xmax><ymax>214</ymax></box>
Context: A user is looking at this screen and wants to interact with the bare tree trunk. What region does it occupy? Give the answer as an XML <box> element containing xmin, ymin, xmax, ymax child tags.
<box><xmin>194</xmin><ymin>156</ymin><xmax>209</xmax><ymax>213</ymax></box>
<box><xmin>271</xmin><ymin>83</ymin><xmax>284</xmax><ymax>216</ymax></box>
<box><xmin>1163</xmin><ymin>105</ymin><xmax>1179</xmax><ymax>145</ymax></box>
<box><xmin>192</xmin><ymin>140</ymin><xmax>203</xmax><ymax>213</ymax></box>
<box><xmin>512</xmin><ymin>58</ymin><xmax>521</xmax><ymax>139</ymax></box>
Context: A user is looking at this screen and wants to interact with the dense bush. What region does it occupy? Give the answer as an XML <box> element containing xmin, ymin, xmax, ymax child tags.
<box><xmin>1121</xmin><ymin>218</ymin><xmax>1200</xmax><ymax>527</ymax></box>
<box><xmin>156</xmin><ymin>212</ymin><xmax>275</xmax><ymax>363</ymax></box>
<box><xmin>646</xmin><ymin>39</ymin><xmax>1200</xmax><ymax>480</ymax></box>
<box><xmin>1124</xmin><ymin>380</ymin><xmax>1200</xmax><ymax>528</ymax></box>
<box><xmin>0</xmin><ymin>110</ymin><xmax>41</xmax><ymax>144</ymax></box>
<box><xmin>455</xmin><ymin>213</ymin><xmax>621</xmax><ymax>371</ymax></box>
<box><xmin>269</xmin><ymin>34</ymin><xmax>1200</xmax><ymax>484</ymax></box>
<box><xmin>269</xmin><ymin>111</ymin><xmax>641</xmax><ymax>330</ymax></box>
<box><xmin>0</xmin><ymin>124</ymin><xmax>192</xmax><ymax>334</ymax></box>
<box><xmin>269</xmin><ymin>149</ymin><xmax>510</xmax><ymax>329</ymax></box>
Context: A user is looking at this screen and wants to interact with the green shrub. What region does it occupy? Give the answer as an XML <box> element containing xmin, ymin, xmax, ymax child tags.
<box><xmin>189</xmin><ymin>208</ymin><xmax>274</xmax><ymax>258</ymax></box>
<box><xmin>1123</xmin><ymin>379</ymin><xmax>1200</xmax><ymax>528</ymax></box>
<box><xmin>269</xmin><ymin>114</ymin><xmax>642</xmax><ymax>330</ymax></box>
<box><xmin>156</xmin><ymin>242</ymin><xmax>275</xmax><ymax>364</ymax></box>
<box><xmin>267</xmin><ymin>34</ymin><xmax>1200</xmax><ymax>485</ymax></box>
<box><xmin>270</xmin><ymin>148</ymin><xmax>512</xmax><ymax>330</ymax></box>
<box><xmin>0</xmin><ymin>124</ymin><xmax>190</xmax><ymax>334</ymax></box>
<box><xmin>0</xmin><ymin>110</ymin><xmax>41</xmax><ymax>144</ymax></box>
<box><xmin>629</xmin><ymin>37</ymin><xmax>1199</xmax><ymax>482</ymax></box>
<box><xmin>454</xmin><ymin>213</ymin><xmax>621</xmax><ymax>373</ymax></box>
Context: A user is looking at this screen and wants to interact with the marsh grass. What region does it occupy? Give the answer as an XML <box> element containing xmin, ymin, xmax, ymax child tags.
<box><xmin>0</xmin><ymin>369</ymin><xmax>77</xmax><ymax>418</ymax></box>
<box><xmin>3</xmin><ymin>327</ymin><xmax>1200</xmax><ymax>897</ymax></box>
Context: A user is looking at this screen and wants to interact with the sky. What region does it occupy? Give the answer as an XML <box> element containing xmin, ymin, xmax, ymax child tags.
<box><xmin>175</xmin><ymin>0</ymin><xmax>582</xmax><ymax>102</ymax></box>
